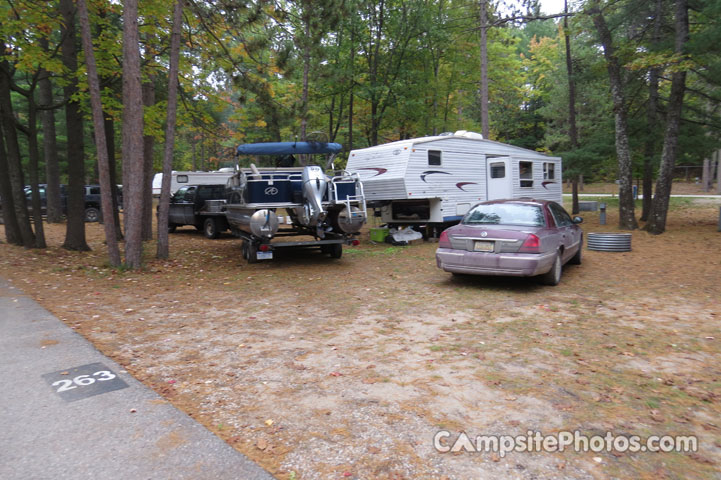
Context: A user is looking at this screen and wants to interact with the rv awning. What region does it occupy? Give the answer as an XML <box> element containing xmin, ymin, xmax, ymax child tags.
<box><xmin>236</xmin><ymin>142</ymin><xmax>342</xmax><ymax>156</ymax></box>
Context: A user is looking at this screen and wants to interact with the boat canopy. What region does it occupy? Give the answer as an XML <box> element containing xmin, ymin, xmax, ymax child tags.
<box><xmin>236</xmin><ymin>142</ymin><xmax>342</xmax><ymax>156</ymax></box>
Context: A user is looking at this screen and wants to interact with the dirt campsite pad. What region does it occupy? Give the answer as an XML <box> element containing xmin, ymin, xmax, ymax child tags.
<box><xmin>2</xmin><ymin>199</ymin><xmax>720</xmax><ymax>479</ymax></box>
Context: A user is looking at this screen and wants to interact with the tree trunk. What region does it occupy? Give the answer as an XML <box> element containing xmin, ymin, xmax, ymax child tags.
<box><xmin>0</xmin><ymin>118</ymin><xmax>21</xmax><ymax>245</ymax></box>
<box><xmin>637</xmin><ymin>0</ymin><xmax>663</xmax><ymax>216</ymax></box>
<box><xmin>60</xmin><ymin>0</ymin><xmax>89</xmax><ymax>251</ymax></box>
<box><xmin>564</xmin><ymin>0</ymin><xmax>580</xmax><ymax>215</ymax></box>
<box><xmin>142</xmin><ymin>80</ymin><xmax>155</xmax><ymax>241</ymax></box>
<box><xmin>0</xmin><ymin>58</ymin><xmax>35</xmax><ymax>248</ymax></box>
<box><xmin>479</xmin><ymin>0</ymin><xmax>489</xmax><ymax>139</ymax></box>
<box><xmin>571</xmin><ymin>178</ymin><xmax>579</xmax><ymax>215</ymax></box>
<box><xmin>26</xmin><ymin>95</ymin><xmax>47</xmax><ymax>248</ymax></box>
<box><xmin>702</xmin><ymin>158</ymin><xmax>710</xmax><ymax>192</ymax></box>
<box><xmin>641</xmin><ymin>69</ymin><xmax>659</xmax><ymax>220</ymax></box>
<box><xmin>103</xmin><ymin>112</ymin><xmax>123</xmax><ymax>240</ymax></box>
<box><xmin>591</xmin><ymin>4</ymin><xmax>637</xmax><ymax>230</ymax></box>
<box><xmin>300</xmin><ymin>24</ymin><xmax>310</xmax><ymax>142</ymax></box>
<box><xmin>191</xmin><ymin>135</ymin><xmax>196</xmax><ymax>170</ymax></box>
<box><xmin>641</xmin><ymin>0</ymin><xmax>662</xmax><ymax>224</ymax></box>
<box><xmin>347</xmin><ymin>23</ymin><xmax>354</xmax><ymax>152</ymax></box>
<box><xmin>157</xmin><ymin>0</ymin><xmax>183</xmax><ymax>259</ymax></box>
<box><xmin>77</xmin><ymin>0</ymin><xmax>121</xmax><ymax>266</ymax></box>
<box><xmin>645</xmin><ymin>0</ymin><xmax>688</xmax><ymax>235</ymax></box>
<box><xmin>38</xmin><ymin>50</ymin><xmax>63</xmax><ymax>223</ymax></box>
<box><xmin>121</xmin><ymin>0</ymin><xmax>145</xmax><ymax>268</ymax></box>
<box><xmin>368</xmin><ymin>0</ymin><xmax>384</xmax><ymax>146</ymax></box>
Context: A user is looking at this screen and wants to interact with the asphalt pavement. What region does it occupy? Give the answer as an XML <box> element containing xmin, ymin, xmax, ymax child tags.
<box><xmin>0</xmin><ymin>277</ymin><xmax>274</xmax><ymax>480</ymax></box>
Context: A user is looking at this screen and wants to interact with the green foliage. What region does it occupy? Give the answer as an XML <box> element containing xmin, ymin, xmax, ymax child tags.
<box><xmin>2</xmin><ymin>0</ymin><xmax>720</xmax><ymax>189</ymax></box>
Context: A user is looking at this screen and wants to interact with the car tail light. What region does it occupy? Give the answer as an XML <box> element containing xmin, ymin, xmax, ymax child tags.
<box><xmin>439</xmin><ymin>230</ymin><xmax>451</xmax><ymax>248</ymax></box>
<box><xmin>519</xmin><ymin>233</ymin><xmax>540</xmax><ymax>253</ymax></box>
<box><xmin>259</xmin><ymin>244</ymin><xmax>271</xmax><ymax>252</ymax></box>
<box><xmin>351</xmin><ymin>239</ymin><xmax>360</xmax><ymax>246</ymax></box>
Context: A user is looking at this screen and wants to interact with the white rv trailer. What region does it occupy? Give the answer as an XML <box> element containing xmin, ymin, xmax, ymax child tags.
<box><xmin>152</xmin><ymin>169</ymin><xmax>235</xmax><ymax>196</ymax></box>
<box><xmin>346</xmin><ymin>131</ymin><xmax>562</xmax><ymax>226</ymax></box>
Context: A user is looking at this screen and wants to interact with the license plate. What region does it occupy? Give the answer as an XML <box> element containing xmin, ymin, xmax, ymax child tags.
<box><xmin>474</xmin><ymin>240</ymin><xmax>494</xmax><ymax>252</ymax></box>
<box><xmin>257</xmin><ymin>251</ymin><xmax>273</xmax><ymax>260</ymax></box>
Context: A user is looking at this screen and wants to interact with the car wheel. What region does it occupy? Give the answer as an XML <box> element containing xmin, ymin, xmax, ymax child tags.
<box><xmin>540</xmin><ymin>253</ymin><xmax>562</xmax><ymax>286</ymax></box>
<box><xmin>568</xmin><ymin>239</ymin><xmax>582</xmax><ymax>265</ymax></box>
<box><xmin>247</xmin><ymin>242</ymin><xmax>259</xmax><ymax>263</ymax></box>
<box><xmin>204</xmin><ymin>217</ymin><xmax>219</xmax><ymax>239</ymax></box>
<box><xmin>329</xmin><ymin>243</ymin><xmax>342</xmax><ymax>259</ymax></box>
<box><xmin>84</xmin><ymin>207</ymin><xmax>100</xmax><ymax>222</ymax></box>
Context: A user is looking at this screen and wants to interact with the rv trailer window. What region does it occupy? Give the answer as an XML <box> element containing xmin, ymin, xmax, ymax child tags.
<box><xmin>519</xmin><ymin>161</ymin><xmax>533</xmax><ymax>188</ymax></box>
<box><xmin>428</xmin><ymin>150</ymin><xmax>442</xmax><ymax>166</ymax></box>
<box><xmin>490</xmin><ymin>162</ymin><xmax>506</xmax><ymax>178</ymax></box>
<box><xmin>177</xmin><ymin>174</ymin><xmax>189</xmax><ymax>183</ymax></box>
<box><xmin>543</xmin><ymin>162</ymin><xmax>555</xmax><ymax>180</ymax></box>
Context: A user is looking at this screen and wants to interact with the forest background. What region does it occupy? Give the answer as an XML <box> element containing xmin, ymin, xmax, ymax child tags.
<box><xmin>1</xmin><ymin>0</ymin><xmax>720</xmax><ymax>265</ymax></box>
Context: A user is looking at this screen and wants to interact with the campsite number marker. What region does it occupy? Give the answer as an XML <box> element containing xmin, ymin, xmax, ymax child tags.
<box><xmin>43</xmin><ymin>362</ymin><xmax>129</xmax><ymax>402</ymax></box>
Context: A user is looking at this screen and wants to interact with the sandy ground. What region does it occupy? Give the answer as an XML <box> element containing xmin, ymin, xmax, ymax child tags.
<box><xmin>1</xmin><ymin>196</ymin><xmax>720</xmax><ymax>479</ymax></box>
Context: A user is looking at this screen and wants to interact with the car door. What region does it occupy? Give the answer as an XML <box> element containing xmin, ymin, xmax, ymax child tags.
<box><xmin>169</xmin><ymin>186</ymin><xmax>189</xmax><ymax>224</ymax></box>
<box><xmin>182</xmin><ymin>186</ymin><xmax>198</xmax><ymax>224</ymax></box>
<box><xmin>548</xmin><ymin>202</ymin><xmax>576</xmax><ymax>262</ymax></box>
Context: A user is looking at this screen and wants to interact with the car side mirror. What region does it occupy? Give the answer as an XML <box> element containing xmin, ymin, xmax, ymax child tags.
<box><xmin>573</xmin><ymin>216</ymin><xmax>583</xmax><ymax>224</ymax></box>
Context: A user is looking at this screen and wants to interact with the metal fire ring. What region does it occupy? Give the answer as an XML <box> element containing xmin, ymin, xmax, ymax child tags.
<box><xmin>587</xmin><ymin>232</ymin><xmax>632</xmax><ymax>252</ymax></box>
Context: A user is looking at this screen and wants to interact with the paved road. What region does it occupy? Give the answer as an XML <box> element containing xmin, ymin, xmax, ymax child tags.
<box><xmin>0</xmin><ymin>277</ymin><xmax>274</xmax><ymax>480</ymax></box>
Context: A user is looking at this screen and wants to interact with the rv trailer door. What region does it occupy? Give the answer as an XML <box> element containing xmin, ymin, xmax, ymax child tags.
<box><xmin>486</xmin><ymin>157</ymin><xmax>512</xmax><ymax>200</ymax></box>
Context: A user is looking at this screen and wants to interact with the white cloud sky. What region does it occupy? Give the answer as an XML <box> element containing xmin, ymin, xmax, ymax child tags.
<box><xmin>538</xmin><ymin>0</ymin><xmax>572</xmax><ymax>15</ymax></box>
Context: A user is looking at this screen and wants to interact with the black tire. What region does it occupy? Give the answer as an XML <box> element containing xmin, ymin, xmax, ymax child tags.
<box><xmin>568</xmin><ymin>237</ymin><xmax>583</xmax><ymax>265</ymax></box>
<box><xmin>320</xmin><ymin>244</ymin><xmax>331</xmax><ymax>254</ymax></box>
<box><xmin>247</xmin><ymin>242</ymin><xmax>258</xmax><ymax>263</ymax></box>
<box><xmin>329</xmin><ymin>243</ymin><xmax>342</xmax><ymax>259</ymax></box>
<box><xmin>203</xmin><ymin>217</ymin><xmax>220</xmax><ymax>239</ymax></box>
<box><xmin>168</xmin><ymin>223</ymin><xmax>177</xmax><ymax>233</ymax></box>
<box><xmin>84</xmin><ymin>207</ymin><xmax>100</xmax><ymax>223</ymax></box>
<box><xmin>539</xmin><ymin>253</ymin><xmax>562</xmax><ymax>286</ymax></box>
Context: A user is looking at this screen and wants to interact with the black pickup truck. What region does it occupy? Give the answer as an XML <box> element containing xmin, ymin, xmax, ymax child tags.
<box><xmin>1</xmin><ymin>184</ymin><xmax>121</xmax><ymax>223</ymax></box>
<box><xmin>168</xmin><ymin>184</ymin><xmax>229</xmax><ymax>238</ymax></box>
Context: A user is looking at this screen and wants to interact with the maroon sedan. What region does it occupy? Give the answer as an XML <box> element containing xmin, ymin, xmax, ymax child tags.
<box><xmin>436</xmin><ymin>199</ymin><xmax>583</xmax><ymax>285</ymax></box>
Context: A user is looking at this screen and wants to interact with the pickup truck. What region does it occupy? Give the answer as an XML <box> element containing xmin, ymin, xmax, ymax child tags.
<box><xmin>80</xmin><ymin>185</ymin><xmax>123</xmax><ymax>222</ymax></box>
<box><xmin>167</xmin><ymin>184</ymin><xmax>229</xmax><ymax>238</ymax></box>
<box><xmin>1</xmin><ymin>184</ymin><xmax>122</xmax><ymax>223</ymax></box>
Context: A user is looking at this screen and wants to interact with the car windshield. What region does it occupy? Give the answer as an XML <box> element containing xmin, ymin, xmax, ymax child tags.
<box><xmin>463</xmin><ymin>204</ymin><xmax>545</xmax><ymax>227</ymax></box>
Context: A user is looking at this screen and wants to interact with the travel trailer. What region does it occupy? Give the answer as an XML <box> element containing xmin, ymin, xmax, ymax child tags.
<box><xmin>346</xmin><ymin>131</ymin><xmax>562</xmax><ymax>227</ymax></box>
<box><xmin>152</xmin><ymin>169</ymin><xmax>235</xmax><ymax>196</ymax></box>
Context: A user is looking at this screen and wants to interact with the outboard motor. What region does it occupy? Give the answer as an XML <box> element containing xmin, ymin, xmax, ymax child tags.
<box><xmin>301</xmin><ymin>165</ymin><xmax>327</xmax><ymax>227</ymax></box>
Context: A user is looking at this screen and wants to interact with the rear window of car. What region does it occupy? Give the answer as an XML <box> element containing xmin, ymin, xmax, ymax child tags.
<box><xmin>463</xmin><ymin>203</ymin><xmax>545</xmax><ymax>227</ymax></box>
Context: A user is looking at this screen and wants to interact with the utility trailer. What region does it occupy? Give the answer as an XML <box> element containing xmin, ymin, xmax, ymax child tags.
<box><xmin>346</xmin><ymin>131</ymin><xmax>562</xmax><ymax>232</ymax></box>
<box><xmin>225</xmin><ymin>142</ymin><xmax>367</xmax><ymax>263</ymax></box>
